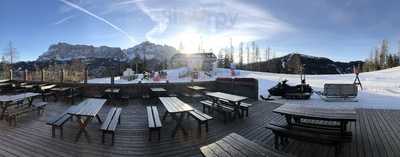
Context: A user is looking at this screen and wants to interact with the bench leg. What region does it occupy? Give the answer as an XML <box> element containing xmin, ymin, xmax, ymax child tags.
<box><xmin>205</xmin><ymin>121</ymin><xmax>209</xmax><ymax>132</ymax></box>
<box><xmin>60</xmin><ymin>127</ymin><xmax>64</xmax><ymax>139</ymax></box>
<box><xmin>274</xmin><ymin>134</ymin><xmax>279</xmax><ymax>150</ymax></box>
<box><xmin>102</xmin><ymin>131</ymin><xmax>105</xmax><ymax>144</ymax></box>
<box><xmin>162</xmin><ymin>112</ymin><xmax>169</xmax><ymax>121</ymax></box>
<box><xmin>51</xmin><ymin>126</ymin><xmax>56</xmax><ymax>137</ymax></box>
<box><xmin>148</xmin><ymin>130</ymin><xmax>152</xmax><ymax>141</ymax></box>
<box><xmin>223</xmin><ymin>112</ymin><xmax>227</xmax><ymax>124</ymax></box>
<box><xmin>158</xmin><ymin>129</ymin><xmax>161</xmax><ymax>141</ymax></box>
<box><xmin>198</xmin><ymin>121</ymin><xmax>202</xmax><ymax>135</ymax></box>
<box><xmin>112</xmin><ymin>132</ymin><xmax>115</xmax><ymax>145</ymax></box>
<box><xmin>334</xmin><ymin>144</ymin><xmax>341</xmax><ymax>157</ymax></box>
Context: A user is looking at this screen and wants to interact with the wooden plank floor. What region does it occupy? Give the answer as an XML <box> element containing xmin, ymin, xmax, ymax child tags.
<box><xmin>0</xmin><ymin>97</ymin><xmax>399</xmax><ymax>157</ymax></box>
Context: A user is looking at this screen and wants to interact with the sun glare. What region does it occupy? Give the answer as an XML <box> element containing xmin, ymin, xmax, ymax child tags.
<box><xmin>177</xmin><ymin>29</ymin><xmax>202</xmax><ymax>54</ymax></box>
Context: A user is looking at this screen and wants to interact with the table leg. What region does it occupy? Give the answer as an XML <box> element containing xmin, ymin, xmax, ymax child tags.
<box><xmin>236</xmin><ymin>101</ymin><xmax>243</xmax><ymax>119</ymax></box>
<box><xmin>171</xmin><ymin>113</ymin><xmax>187</xmax><ymax>137</ymax></box>
<box><xmin>96</xmin><ymin>114</ymin><xmax>102</xmax><ymax>124</ymax></box>
<box><xmin>75</xmin><ymin>116</ymin><xmax>92</xmax><ymax>143</ymax></box>
<box><xmin>27</xmin><ymin>97</ymin><xmax>34</xmax><ymax>107</ymax></box>
<box><xmin>340</xmin><ymin>121</ymin><xmax>348</xmax><ymax>136</ymax></box>
<box><xmin>54</xmin><ymin>92</ymin><xmax>59</xmax><ymax>102</ymax></box>
<box><xmin>0</xmin><ymin>105</ymin><xmax>8</xmax><ymax>120</ymax></box>
<box><xmin>162</xmin><ymin>111</ymin><xmax>169</xmax><ymax>121</ymax></box>
<box><xmin>284</xmin><ymin>115</ymin><xmax>292</xmax><ymax>128</ymax></box>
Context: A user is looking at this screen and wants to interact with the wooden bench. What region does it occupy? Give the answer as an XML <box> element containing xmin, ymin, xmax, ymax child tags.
<box><xmin>239</xmin><ymin>102</ymin><xmax>252</xmax><ymax>117</ymax></box>
<box><xmin>189</xmin><ymin>109</ymin><xmax>213</xmax><ymax>135</ymax></box>
<box><xmin>266</xmin><ymin>121</ymin><xmax>352</xmax><ymax>156</ymax></box>
<box><xmin>146</xmin><ymin>106</ymin><xmax>162</xmax><ymax>141</ymax></box>
<box><xmin>65</xmin><ymin>88</ymin><xmax>81</xmax><ymax>104</ymax></box>
<box><xmin>318</xmin><ymin>84</ymin><xmax>358</xmax><ymax>101</ymax></box>
<box><xmin>46</xmin><ymin>108</ymin><xmax>74</xmax><ymax>138</ymax></box>
<box><xmin>6</xmin><ymin>102</ymin><xmax>47</xmax><ymax>126</ymax></box>
<box><xmin>201</xmin><ymin>100</ymin><xmax>234</xmax><ymax>123</ymax></box>
<box><xmin>33</xmin><ymin>102</ymin><xmax>47</xmax><ymax>115</ymax></box>
<box><xmin>100</xmin><ymin>107</ymin><xmax>122</xmax><ymax>145</ymax></box>
<box><xmin>218</xmin><ymin>99</ymin><xmax>252</xmax><ymax>117</ymax></box>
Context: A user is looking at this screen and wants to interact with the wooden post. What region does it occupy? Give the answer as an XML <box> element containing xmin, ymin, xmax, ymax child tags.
<box><xmin>24</xmin><ymin>69</ymin><xmax>28</xmax><ymax>81</ymax></box>
<box><xmin>84</xmin><ymin>67</ymin><xmax>88</xmax><ymax>84</ymax></box>
<box><xmin>41</xmin><ymin>69</ymin><xmax>44</xmax><ymax>82</ymax></box>
<box><xmin>60</xmin><ymin>68</ymin><xmax>64</xmax><ymax>83</ymax></box>
<box><xmin>111</xmin><ymin>67</ymin><xmax>115</xmax><ymax>85</ymax></box>
<box><xmin>9</xmin><ymin>69</ymin><xmax>13</xmax><ymax>80</ymax></box>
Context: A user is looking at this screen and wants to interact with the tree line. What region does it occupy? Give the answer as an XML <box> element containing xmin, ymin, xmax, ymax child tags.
<box><xmin>362</xmin><ymin>39</ymin><xmax>400</xmax><ymax>72</ymax></box>
<box><xmin>217</xmin><ymin>40</ymin><xmax>275</xmax><ymax>71</ymax></box>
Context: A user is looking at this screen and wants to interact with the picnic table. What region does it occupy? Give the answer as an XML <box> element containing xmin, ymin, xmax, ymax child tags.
<box><xmin>159</xmin><ymin>97</ymin><xmax>194</xmax><ymax>137</ymax></box>
<box><xmin>151</xmin><ymin>88</ymin><xmax>168</xmax><ymax>97</ymax></box>
<box><xmin>21</xmin><ymin>84</ymin><xmax>35</xmax><ymax>88</ymax></box>
<box><xmin>201</xmin><ymin>133</ymin><xmax>291</xmax><ymax>157</ymax></box>
<box><xmin>187</xmin><ymin>86</ymin><xmax>206</xmax><ymax>91</ymax></box>
<box><xmin>104</xmin><ymin>88</ymin><xmax>120</xmax><ymax>100</ymax></box>
<box><xmin>50</xmin><ymin>87</ymin><xmax>71</xmax><ymax>101</ymax></box>
<box><xmin>67</xmin><ymin>98</ymin><xmax>106</xmax><ymax>142</ymax></box>
<box><xmin>187</xmin><ymin>86</ymin><xmax>206</xmax><ymax>97</ymax></box>
<box><xmin>273</xmin><ymin>103</ymin><xmax>358</xmax><ymax>136</ymax></box>
<box><xmin>206</xmin><ymin>92</ymin><xmax>248</xmax><ymax>118</ymax></box>
<box><xmin>0</xmin><ymin>92</ymin><xmax>40</xmax><ymax>119</ymax></box>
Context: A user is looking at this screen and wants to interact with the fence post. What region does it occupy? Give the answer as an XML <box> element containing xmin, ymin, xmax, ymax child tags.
<box><xmin>84</xmin><ymin>67</ymin><xmax>88</xmax><ymax>84</ymax></box>
<box><xmin>60</xmin><ymin>68</ymin><xmax>64</xmax><ymax>83</ymax></box>
<box><xmin>41</xmin><ymin>69</ymin><xmax>44</xmax><ymax>82</ymax></box>
<box><xmin>111</xmin><ymin>67</ymin><xmax>115</xmax><ymax>85</ymax></box>
<box><xmin>9</xmin><ymin>69</ymin><xmax>13</xmax><ymax>80</ymax></box>
<box><xmin>24</xmin><ymin>69</ymin><xmax>28</xmax><ymax>81</ymax></box>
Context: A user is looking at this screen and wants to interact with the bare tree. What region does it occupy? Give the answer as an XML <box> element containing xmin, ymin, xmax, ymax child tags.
<box><xmin>239</xmin><ymin>42</ymin><xmax>243</xmax><ymax>68</ymax></box>
<box><xmin>265</xmin><ymin>47</ymin><xmax>271</xmax><ymax>61</ymax></box>
<box><xmin>3</xmin><ymin>41</ymin><xmax>18</xmax><ymax>64</ymax></box>
<box><xmin>380</xmin><ymin>39</ymin><xmax>389</xmax><ymax>68</ymax></box>
<box><xmin>246</xmin><ymin>43</ymin><xmax>250</xmax><ymax>65</ymax></box>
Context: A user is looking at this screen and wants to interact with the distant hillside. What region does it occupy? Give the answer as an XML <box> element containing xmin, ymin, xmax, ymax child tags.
<box><xmin>37</xmin><ymin>42</ymin><xmax>128</xmax><ymax>61</ymax></box>
<box><xmin>243</xmin><ymin>53</ymin><xmax>363</xmax><ymax>74</ymax></box>
<box><xmin>125</xmin><ymin>41</ymin><xmax>178</xmax><ymax>61</ymax></box>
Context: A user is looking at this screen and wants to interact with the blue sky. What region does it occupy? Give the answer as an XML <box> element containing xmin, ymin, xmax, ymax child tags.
<box><xmin>1</xmin><ymin>0</ymin><xmax>400</xmax><ymax>62</ymax></box>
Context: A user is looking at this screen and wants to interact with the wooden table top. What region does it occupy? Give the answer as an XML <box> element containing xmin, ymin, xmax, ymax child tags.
<box><xmin>50</xmin><ymin>87</ymin><xmax>71</xmax><ymax>92</ymax></box>
<box><xmin>159</xmin><ymin>97</ymin><xmax>194</xmax><ymax>113</ymax></box>
<box><xmin>206</xmin><ymin>92</ymin><xmax>248</xmax><ymax>102</ymax></box>
<box><xmin>0</xmin><ymin>83</ymin><xmax>11</xmax><ymax>87</ymax></box>
<box><xmin>67</xmin><ymin>98</ymin><xmax>106</xmax><ymax>117</ymax></box>
<box><xmin>21</xmin><ymin>84</ymin><xmax>35</xmax><ymax>89</ymax></box>
<box><xmin>0</xmin><ymin>92</ymin><xmax>40</xmax><ymax>102</ymax></box>
<box><xmin>151</xmin><ymin>88</ymin><xmax>167</xmax><ymax>92</ymax></box>
<box><xmin>104</xmin><ymin>88</ymin><xmax>120</xmax><ymax>93</ymax></box>
<box><xmin>273</xmin><ymin>104</ymin><xmax>358</xmax><ymax>121</ymax></box>
<box><xmin>200</xmin><ymin>133</ymin><xmax>291</xmax><ymax>157</ymax></box>
<box><xmin>40</xmin><ymin>84</ymin><xmax>56</xmax><ymax>90</ymax></box>
<box><xmin>187</xmin><ymin>86</ymin><xmax>206</xmax><ymax>90</ymax></box>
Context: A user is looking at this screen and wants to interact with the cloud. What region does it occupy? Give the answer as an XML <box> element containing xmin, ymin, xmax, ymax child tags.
<box><xmin>53</xmin><ymin>15</ymin><xmax>75</xmax><ymax>25</ymax></box>
<box><xmin>129</xmin><ymin>0</ymin><xmax>294</xmax><ymax>49</ymax></box>
<box><xmin>58</xmin><ymin>0</ymin><xmax>137</xmax><ymax>44</ymax></box>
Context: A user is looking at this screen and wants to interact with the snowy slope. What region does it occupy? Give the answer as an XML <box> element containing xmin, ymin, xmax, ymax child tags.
<box><xmin>230</xmin><ymin>66</ymin><xmax>400</xmax><ymax>110</ymax></box>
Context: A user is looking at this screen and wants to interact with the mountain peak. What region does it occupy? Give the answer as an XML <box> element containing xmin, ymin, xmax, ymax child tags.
<box><xmin>37</xmin><ymin>41</ymin><xmax>179</xmax><ymax>62</ymax></box>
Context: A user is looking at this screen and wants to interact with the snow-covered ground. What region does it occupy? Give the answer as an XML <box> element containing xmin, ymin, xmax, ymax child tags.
<box><xmin>88</xmin><ymin>66</ymin><xmax>400</xmax><ymax>110</ymax></box>
<box><xmin>233</xmin><ymin>67</ymin><xmax>400</xmax><ymax>110</ymax></box>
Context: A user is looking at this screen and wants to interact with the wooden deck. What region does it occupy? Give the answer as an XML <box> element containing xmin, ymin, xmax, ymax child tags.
<box><xmin>0</xmin><ymin>97</ymin><xmax>399</xmax><ymax>157</ymax></box>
